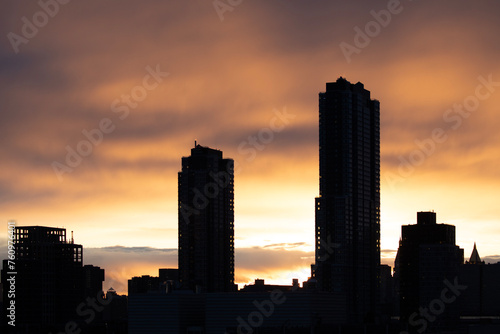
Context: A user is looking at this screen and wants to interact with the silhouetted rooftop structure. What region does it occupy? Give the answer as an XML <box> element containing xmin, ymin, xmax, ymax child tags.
<box><xmin>128</xmin><ymin>268</ymin><xmax>180</xmax><ymax>295</ymax></box>
<box><xmin>468</xmin><ymin>242</ymin><xmax>483</xmax><ymax>264</ymax></box>
<box><xmin>239</xmin><ymin>278</ymin><xmax>300</xmax><ymax>293</ymax></box>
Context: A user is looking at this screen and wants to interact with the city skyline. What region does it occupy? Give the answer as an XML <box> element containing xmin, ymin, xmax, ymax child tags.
<box><xmin>2</xmin><ymin>1</ymin><xmax>500</xmax><ymax>295</ymax></box>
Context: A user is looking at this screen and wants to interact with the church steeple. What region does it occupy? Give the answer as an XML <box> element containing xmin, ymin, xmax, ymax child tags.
<box><xmin>468</xmin><ymin>242</ymin><xmax>483</xmax><ymax>264</ymax></box>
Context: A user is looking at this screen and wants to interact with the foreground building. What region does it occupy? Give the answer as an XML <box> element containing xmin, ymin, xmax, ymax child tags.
<box><xmin>1</xmin><ymin>226</ymin><xmax>105</xmax><ymax>332</ymax></box>
<box><xmin>314</xmin><ymin>78</ymin><xmax>381</xmax><ymax>324</ymax></box>
<box><xmin>395</xmin><ymin>212</ymin><xmax>464</xmax><ymax>332</ymax></box>
<box><xmin>460</xmin><ymin>243</ymin><xmax>500</xmax><ymax>317</ymax></box>
<box><xmin>128</xmin><ymin>287</ymin><xmax>347</xmax><ymax>334</ymax></box>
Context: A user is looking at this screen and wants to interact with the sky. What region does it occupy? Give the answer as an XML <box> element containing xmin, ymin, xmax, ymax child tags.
<box><xmin>1</xmin><ymin>0</ymin><xmax>500</xmax><ymax>295</ymax></box>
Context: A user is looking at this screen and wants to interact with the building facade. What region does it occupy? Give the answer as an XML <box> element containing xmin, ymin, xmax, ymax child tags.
<box><xmin>1</xmin><ymin>226</ymin><xmax>94</xmax><ymax>332</ymax></box>
<box><xmin>314</xmin><ymin>78</ymin><xmax>381</xmax><ymax>323</ymax></box>
<box><xmin>178</xmin><ymin>144</ymin><xmax>235</xmax><ymax>292</ymax></box>
<box><xmin>460</xmin><ymin>244</ymin><xmax>500</xmax><ymax>317</ymax></box>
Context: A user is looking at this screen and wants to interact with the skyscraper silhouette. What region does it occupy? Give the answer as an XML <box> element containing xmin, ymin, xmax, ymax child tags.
<box><xmin>314</xmin><ymin>78</ymin><xmax>381</xmax><ymax>323</ymax></box>
<box><xmin>178</xmin><ymin>143</ymin><xmax>235</xmax><ymax>292</ymax></box>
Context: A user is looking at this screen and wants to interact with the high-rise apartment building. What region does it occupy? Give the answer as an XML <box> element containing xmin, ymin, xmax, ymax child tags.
<box><xmin>314</xmin><ymin>78</ymin><xmax>381</xmax><ymax>323</ymax></box>
<box><xmin>178</xmin><ymin>144</ymin><xmax>235</xmax><ymax>292</ymax></box>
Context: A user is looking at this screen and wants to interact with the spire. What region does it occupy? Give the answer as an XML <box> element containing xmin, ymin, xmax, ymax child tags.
<box><xmin>469</xmin><ymin>242</ymin><xmax>482</xmax><ymax>264</ymax></box>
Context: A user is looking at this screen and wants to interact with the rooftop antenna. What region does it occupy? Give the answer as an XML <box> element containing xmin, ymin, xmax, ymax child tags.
<box><xmin>195</xmin><ymin>139</ymin><xmax>197</xmax><ymax>147</ymax></box>
<box><xmin>71</xmin><ymin>231</ymin><xmax>74</xmax><ymax>244</ymax></box>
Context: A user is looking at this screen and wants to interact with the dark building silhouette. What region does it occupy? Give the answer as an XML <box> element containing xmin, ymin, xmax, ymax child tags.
<box><xmin>314</xmin><ymin>78</ymin><xmax>381</xmax><ymax>323</ymax></box>
<box><xmin>459</xmin><ymin>243</ymin><xmax>500</xmax><ymax>317</ymax></box>
<box><xmin>102</xmin><ymin>287</ymin><xmax>128</xmax><ymax>334</ymax></box>
<box><xmin>178</xmin><ymin>144</ymin><xmax>235</xmax><ymax>292</ymax></box>
<box><xmin>204</xmin><ymin>290</ymin><xmax>346</xmax><ymax>334</ymax></box>
<box><xmin>379</xmin><ymin>264</ymin><xmax>395</xmax><ymax>321</ymax></box>
<box><xmin>0</xmin><ymin>226</ymin><xmax>103</xmax><ymax>332</ymax></box>
<box><xmin>128</xmin><ymin>268</ymin><xmax>179</xmax><ymax>294</ymax></box>
<box><xmin>128</xmin><ymin>275</ymin><xmax>164</xmax><ymax>294</ymax></box>
<box><xmin>83</xmin><ymin>264</ymin><xmax>105</xmax><ymax>298</ymax></box>
<box><xmin>128</xmin><ymin>290</ymin><xmax>204</xmax><ymax>334</ymax></box>
<box><xmin>128</xmin><ymin>287</ymin><xmax>347</xmax><ymax>334</ymax></box>
<box><xmin>395</xmin><ymin>212</ymin><xmax>464</xmax><ymax>332</ymax></box>
<box><xmin>159</xmin><ymin>268</ymin><xmax>179</xmax><ymax>283</ymax></box>
<box><xmin>128</xmin><ymin>269</ymin><xmax>202</xmax><ymax>334</ymax></box>
<box><xmin>239</xmin><ymin>278</ymin><xmax>300</xmax><ymax>293</ymax></box>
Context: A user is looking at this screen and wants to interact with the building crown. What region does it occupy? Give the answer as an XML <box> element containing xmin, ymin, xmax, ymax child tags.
<box><xmin>468</xmin><ymin>242</ymin><xmax>483</xmax><ymax>264</ymax></box>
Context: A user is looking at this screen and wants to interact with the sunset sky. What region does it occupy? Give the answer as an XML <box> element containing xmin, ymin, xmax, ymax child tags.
<box><xmin>1</xmin><ymin>1</ymin><xmax>500</xmax><ymax>295</ymax></box>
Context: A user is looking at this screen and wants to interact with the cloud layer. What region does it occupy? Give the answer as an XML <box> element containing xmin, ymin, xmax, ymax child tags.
<box><xmin>84</xmin><ymin>245</ymin><xmax>316</xmax><ymax>295</ymax></box>
<box><xmin>2</xmin><ymin>1</ymin><xmax>500</xmax><ymax>289</ymax></box>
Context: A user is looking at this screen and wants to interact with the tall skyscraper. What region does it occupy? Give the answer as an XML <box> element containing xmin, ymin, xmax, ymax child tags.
<box><xmin>314</xmin><ymin>78</ymin><xmax>381</xmax><ymax>323</ymax></box>
<box><xmin>178</xmin><ymin>143</ymin><xmax>235</xmax><ymax>292</ymax></box>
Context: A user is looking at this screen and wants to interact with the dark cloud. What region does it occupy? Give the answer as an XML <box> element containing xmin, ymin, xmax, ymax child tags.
<box><xmin>483</xmin><ymin>255</ymin><xmax>500</xmax><ymax>264</ymax></box>
<box><xmin>236</xmin><ymin>246</ymin><xmax>313</xmax><ymax>272</ymax></box>
<box><xmin>262</xmin><ymin>242</ymin><xmax>308</xmax><ymax>250</ymax></box>
<box><xmin>81</xmin><ymin>245</ymin><xmax>315</xmax><ymax>294</ymax></box>
<box><xmin>95</xmin><ymin>246</ymin><xmax>177</xmax><ymax>254</ymax></box>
